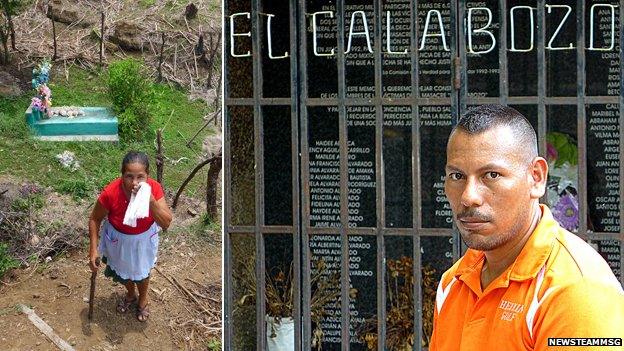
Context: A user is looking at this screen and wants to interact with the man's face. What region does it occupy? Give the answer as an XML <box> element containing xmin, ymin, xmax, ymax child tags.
<box><xmin>444</xmin><ymin>126</ymin><xmax>540</xmax><ymax>251</ymax></box>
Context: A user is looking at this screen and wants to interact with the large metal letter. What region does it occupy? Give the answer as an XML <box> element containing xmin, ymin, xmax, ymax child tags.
<box><xmin>467</xmin><ymin>7</ymin><xmax>496</xmax><ymax>54</ymax></box>
<box><xmin>312</xmin><ymin>11</ymin><xmax>336</xmax><ymax>57</ymax></box>
<box><xmin>266</xmin><ymin>14</ymin><xmax>289</xmax><ymax>59</ymax></box>
<box><xmin>419</xmin><ymin>10</ymin><xmax>449</xmax><ymax>51</ymax></box>
<box><xmin>385</xmin><ymin>11</ymin><xmax>408</xmax><ymax>55</ymax></box>
<box><xmin>509</xmin><ymin>6</ymin><xmax>534</xmax><ymax>52</ymax></box>
<box><xmin>346</xmin><ymin>11</ymin><xmax>373</xmax><ymax>54</ymax></box>
<box><xmin>229</xmin><ymin>12</ymin><xmax>251</xmax><ymax>58</ymax></box>
<box><xmin>588</xmin><ymin>4</ymin><xmax>618</xmax><ymax>51</ymax></box>
<box><xmin>545</xmin><ymin>5</ymin><xmax>574</xmax><ymax>50</ymax></box>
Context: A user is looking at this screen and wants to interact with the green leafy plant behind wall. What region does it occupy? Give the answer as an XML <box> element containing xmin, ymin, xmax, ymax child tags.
<box><xmin>546</xmin><ymin>132</ymin><xmax>578</xmax><ymax>167</ymax></box>
<box><xmin>108</xmin><ymin>59</ymin><xmax>153</xmax><ymax>141</ymax></box>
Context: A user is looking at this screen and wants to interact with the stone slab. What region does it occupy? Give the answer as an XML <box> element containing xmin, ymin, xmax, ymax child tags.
<box><xmin>26</xmin><ymin>106</ymin><xmax>118</xmax><ymax>141</ymax></box>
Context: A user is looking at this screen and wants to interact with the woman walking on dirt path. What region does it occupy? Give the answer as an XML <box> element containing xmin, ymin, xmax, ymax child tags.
<box><xmin>88</xmin><ymin>151</ymin><xmax>173</xmax><ymax>322</ymax></box>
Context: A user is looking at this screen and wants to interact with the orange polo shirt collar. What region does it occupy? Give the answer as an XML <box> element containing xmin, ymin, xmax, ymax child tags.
<box><xmin>452</xmin><ymin>205</ymin><xmax>557</xmax><ymax>295</ymax></box>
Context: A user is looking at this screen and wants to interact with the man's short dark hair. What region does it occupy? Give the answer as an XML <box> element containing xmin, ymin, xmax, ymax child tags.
<box><xmin>453</xmin><ymin>105</ymin><xmax>538</xmax><ymax>161</ymax></box>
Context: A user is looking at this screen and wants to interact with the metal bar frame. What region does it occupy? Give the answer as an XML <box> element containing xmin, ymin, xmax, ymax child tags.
<box><xmin>226</xmin><ymin>95</ymin><xmax>622</xmax><ymax>106</ymax></box>
<box><xmin>224</xmin><ymin>1</ymin><xmax>624</xmax><ymax>350</ymax></box>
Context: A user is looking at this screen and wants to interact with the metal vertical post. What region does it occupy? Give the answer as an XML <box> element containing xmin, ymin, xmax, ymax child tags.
<box><xmin>337</xmin><ymin>0</ymin><xmax>350</xmax><ymax>349</ymax></box>
<box><xmin>410</xmin><ymin>0</ymin><xmax>422</xmax><ymax>347</ymax></box>
<box><xmin>252</xmin><ymin>0</ymin><xmax>267</xmax><ymax>347</ymax></box>
<box><xmin>499</xmin><ymin>0</ymin><xmax>509</xmax><ymax>104</ymax></box>
<box><xmin>537</xmin><ymin>0</ymin><xmax>547</xmax><ymax>158</ymax></box>
<box><xmin>576</xmin><ymin>0</ymin><xmax>588</xmax><ymax>238</ymax></box>
<box><xmin>374</xmin><ymin>0</ymin><xmax>386</xmax><ymax>349</ymax></box>
<box><xmin>223</xmin><ymin>0</ymin><xmax>232</xmax><ymax>347</ymax></box>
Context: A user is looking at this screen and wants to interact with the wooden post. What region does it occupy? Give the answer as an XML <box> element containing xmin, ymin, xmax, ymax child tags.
<box><xmin>99</xmin><ymin>12</ymin><xmax>104</xmax><ymax>66</ymax></box>
<box><xmin>206</xmin><ymin>153</ymin><xmax>222</xmax><ymax>219</ymax></box>
<box><xmin>205</xmin><ymin>31</ymin><xmax>221</xmax><ymax>89</ymax></box>
<box><xmin>157</xmin><ymin>32</ymin><xmax>166</xmax><ymax>82</ymax></box>
<box><xmin>51</xmin><ymin>18</ymin><xmax>57</xmax><ymax>61</ymax></box>
<box><xmin>214</xmin><ymin>74</ymin><xmax>222</xmax><ymax>121</ymax></box>
<box><xmin>156</xmin><ymin>129</ymin><xmax>164</xmax><ymax>185</ymax></box>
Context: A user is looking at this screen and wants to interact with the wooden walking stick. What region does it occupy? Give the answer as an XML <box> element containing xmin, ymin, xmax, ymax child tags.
<box><xmin>88</xmin><ymin>257</ymin><xmax>101</xmax><ymax>320</ymax></box>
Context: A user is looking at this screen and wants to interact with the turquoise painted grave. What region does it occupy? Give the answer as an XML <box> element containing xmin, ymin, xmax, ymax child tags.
<box><xmin>26</xmin><ymin>107</ymin><xmax>119</xmax><ymax>141</ymax></box>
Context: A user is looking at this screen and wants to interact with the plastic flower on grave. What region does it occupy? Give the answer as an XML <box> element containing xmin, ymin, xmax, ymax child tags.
<box><xmin>39</xmin><ymin>60</ymin><xmax>51</xmax><ymax>76</ymax></box>
<box><xmin>44</xmin><ymin>96</ymin><xmax>52</xmax><ymax>108</ymax></box>
<box><xmin>38</xmin><ymin>84</ymin><xmax>51</xmax><ymax>99</ymax></box>
<box><xmin>552</xmin><ymin>193</ymin><xmax>579</xmax><ymax>231</ymax></box>
<box><xmin>31</xmin><ymin>97</ymin><xmax>43</xmax><ymax>111</ymax></box>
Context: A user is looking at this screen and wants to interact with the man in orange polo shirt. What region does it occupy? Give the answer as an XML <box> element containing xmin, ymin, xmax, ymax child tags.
<box><xmin>430</xmin><ymin>105</ymin><xmax>624</xmax><ymax>351</ymax></box>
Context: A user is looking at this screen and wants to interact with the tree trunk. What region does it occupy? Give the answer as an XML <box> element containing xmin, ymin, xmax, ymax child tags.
<box><xmin>1</xmin><ymin>0</ymin><xmax>15</xmax><ymax>50</ymax></box>
<box><xmin>0</xmin><ymin>26</ymin><xmax>8</xmax><ymax>64</ymax></box>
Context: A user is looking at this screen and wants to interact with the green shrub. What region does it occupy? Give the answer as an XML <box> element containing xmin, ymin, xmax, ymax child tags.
<box><xmin>108</xmin><ymin>59</ymin><xmax>153</xmax><ymax>141</ymax></box>
<box><xmin>117</xmin><ymin>105</ymin><xmax>153</xmax><ymax>141</ymax></box>
<box><xmin>108</xmin><ymin>58</ymin><xmax>150</xmax><ymax>112</ymax></box>
<box><xmin>0</xmin><ymin>243</ymin><xmax>19</xmax><ymax>279</ymax></box>
<box><xmin>57</xmin><ymin>178</ymin><xmax>91</xmax><ymax>200</ymax></box>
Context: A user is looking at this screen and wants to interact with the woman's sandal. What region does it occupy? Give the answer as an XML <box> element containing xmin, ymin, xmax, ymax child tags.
<box><xmin>116</xmin><ymin>296</ymin><xmax>137</xmax><ymax>313</ymax></box>
<box><xmin>136</xmin><ymin>303</ymin><xmax>150</xmax><ymax>322</ymax></box>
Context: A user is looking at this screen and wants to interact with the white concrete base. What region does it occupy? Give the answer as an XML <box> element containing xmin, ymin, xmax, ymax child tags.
<box><xmin>34</xmin><ymin>135</ymin><xmax>119</xmax><ymax>142</ymax></box>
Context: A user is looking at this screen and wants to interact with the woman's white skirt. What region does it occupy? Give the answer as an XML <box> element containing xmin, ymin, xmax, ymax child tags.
<box><xmin>98</xmin><ymin>220</ymin><xmax>160</xmax><ymax>282</ymax></box>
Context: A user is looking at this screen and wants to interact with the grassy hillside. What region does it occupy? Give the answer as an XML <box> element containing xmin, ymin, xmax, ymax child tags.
<box><xmin>0</xmin><ymin>66</ymin><xmax>218</xmax><ymax>201</ymax></box>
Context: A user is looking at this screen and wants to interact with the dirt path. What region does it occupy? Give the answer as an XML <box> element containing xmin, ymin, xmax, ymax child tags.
<box><xmin>0</xmin><ymin>175</ymin><xmax>222</xmax><ymax>350</ymax></box>
<box><xmin>0</xmin><ymin>226</ymin><xmax>222</xmax><ymax>351</ymax></box>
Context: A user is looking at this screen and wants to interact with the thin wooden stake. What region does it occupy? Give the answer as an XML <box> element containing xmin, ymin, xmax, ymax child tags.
<box><xmin>206</xmin><ymin>153</ymin><xmax>221</xmax><ymax>219</ymax></box>
<box><xmin>157</xmin><ymin>32</ymin><xmax>166</xmax><ymax>82</ymax></box>
<box><xmin>51</xmin><ymin>18</ymin><xmax>57</xmax><ymax>61</ymax></box>
<box><xmin>156</xmin><ymin>129</ymin><xmax>164</xmax><ymax>185</ymax></box>
<box><xmin>99</xmin><ymin>12</ymin><xmax>104</xmax><ymax>66</ymax></box>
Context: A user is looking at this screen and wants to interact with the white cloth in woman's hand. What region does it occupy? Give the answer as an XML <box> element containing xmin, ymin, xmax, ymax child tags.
<box><xmin>123</xmin><ymin>182</ymin><xmax>152</xmax><ymax>227</ymax></box>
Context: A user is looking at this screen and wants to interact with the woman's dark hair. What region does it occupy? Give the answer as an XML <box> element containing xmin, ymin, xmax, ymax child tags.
<box><xmin>121</xmin><ymin>151</ymin><xmax>150</xmax><ymax>173</ymax></box>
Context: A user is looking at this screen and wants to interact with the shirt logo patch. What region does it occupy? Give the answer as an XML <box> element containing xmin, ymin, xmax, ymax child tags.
<box><xmin>499</xmin><ymin>300</ymin><xmax>524</xmax><ymax>321</ymax></box>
